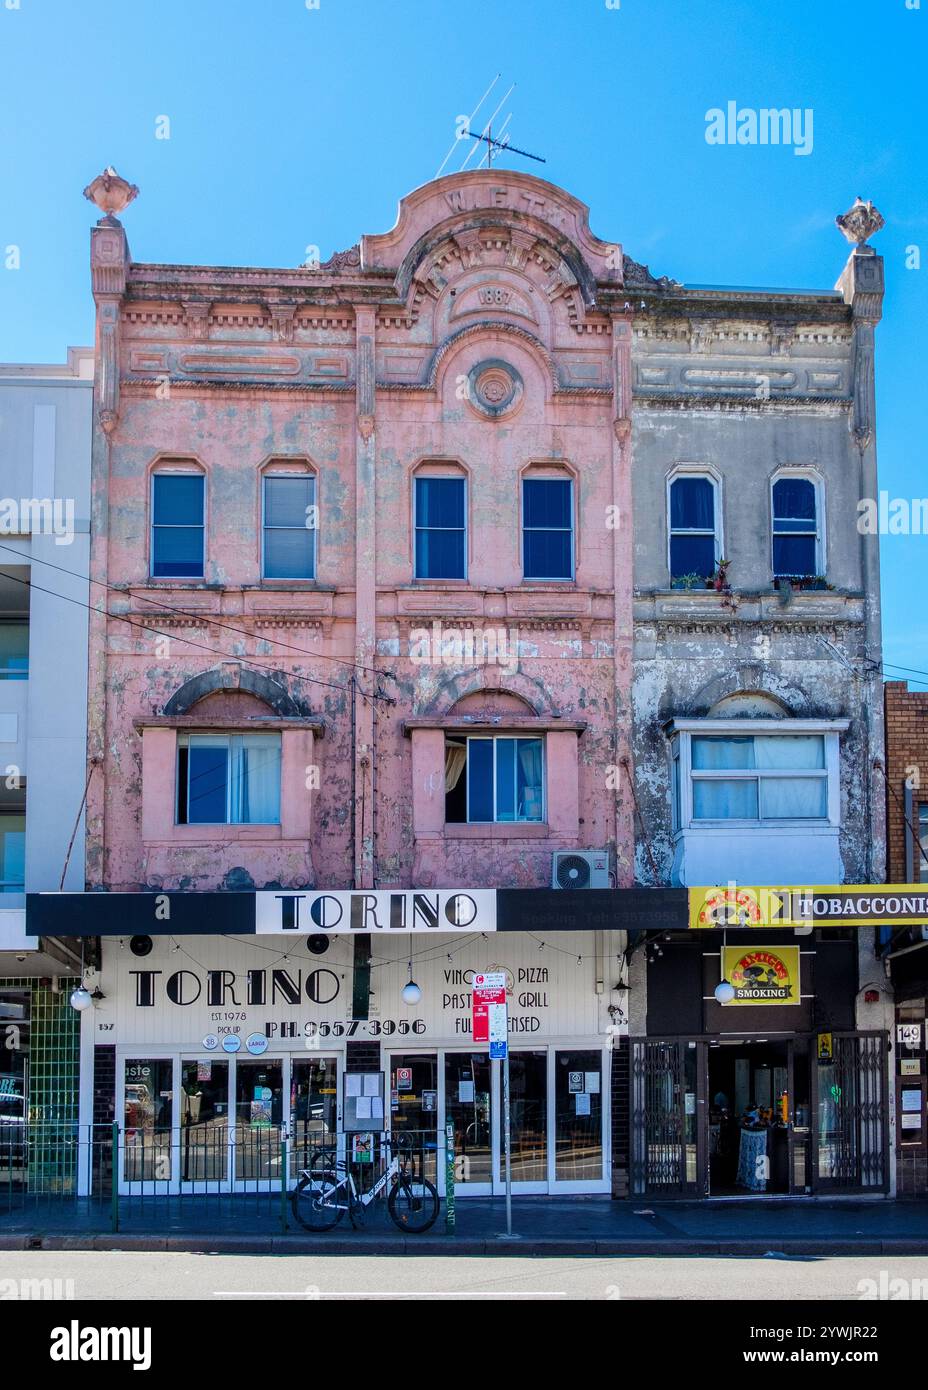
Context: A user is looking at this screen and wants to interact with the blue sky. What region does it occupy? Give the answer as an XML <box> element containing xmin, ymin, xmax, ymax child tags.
<box><xmin>1</xmin><ymin>0</ymin><xmax>925</xmax><ymax>678</ymax></box>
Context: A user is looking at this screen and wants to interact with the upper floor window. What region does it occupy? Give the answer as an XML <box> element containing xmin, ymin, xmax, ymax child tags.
<box><xmin>919</xmin><ymin>804</ymin><xmax>928</xmax><ymax>884</ymax></box>
<box><xmin>152</xmin><ymin>473</ymin><xmax>205</xmax><ymax>579</ymax></box>
<box><xmin>689</xmin><ymin>733</ymin><xmax>827</xmax><ymax>821</ymax></box>
<box><xmin>0</xmin><ymin>803</ymin><xmax>25</xmax><ymax>895</ymax></box>
<box><xmin>772</xmin><ymin>475</ymin><xmax>821</xmax><ymax>578</ymax></box>
<box><xmin>445</xmin><ymin>734</ymin><xmax>545</xmax><ymax>824</ymax></box>
<box><xmin>414</xmin><ymin>476</ymin><xmax>466</xmax><ymax>580</ymax></box>
<box><xmin>176</xmin><ymin>732</ymin><xmax>280</xmax><ymax>825</ymax></box>
<box><xmin>263</xmin><ymin>474</ymin><xmax>316</xmax><ymax>580</ymax></box>
<box><xmin>669</xmin><ymin>474</ymin><xmax>718</xmax><ymax>581</ymax></box>
<box><xmin>522</xmin><ymin>477</ymin><xmax>574</xmax><ymax>581</ymax></box>
<box><xmin>0</xmin><ymin>621</ymin><xmax>28</xmax><ymax>681</ymax></box>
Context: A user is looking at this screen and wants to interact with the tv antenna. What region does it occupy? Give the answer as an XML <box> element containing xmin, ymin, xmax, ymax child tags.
<box><xmin>434</xmin><ymin>76</ymin><xmax>545</xmax><ymax>178</ymax></box>
<box><xmin>463</xmin><ymin>127</ymin><xmax>545</xmax><ymax>169</ymax></box>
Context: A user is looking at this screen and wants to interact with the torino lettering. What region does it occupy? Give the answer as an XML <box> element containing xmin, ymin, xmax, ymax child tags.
<box><xmin>129</xmin><ymin>967</ymin><xmax>340</xmax><ymax>1007</ymax></box>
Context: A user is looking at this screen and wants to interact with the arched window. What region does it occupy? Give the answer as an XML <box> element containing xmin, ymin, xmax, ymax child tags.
<box><xmin>772</xmin><ymin>474</ymin><xmax>821</xmax><ymax>578</ymax></box>
<box><xmin>669</xmin><ymin>474</ymin><xmax>718</xmax><ymax>581</ymax></box>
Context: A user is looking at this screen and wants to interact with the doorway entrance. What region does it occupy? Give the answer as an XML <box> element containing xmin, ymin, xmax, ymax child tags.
<box><xmin>387</xmin><ymin>1045</ymin><xmax>609</xmax><ymax>1195</ymax></box>
<box><xmin>631</xmin><ymin>1032</ymin><xmax>888</xmax><ymax>1198</ymax></box>
<box><xmin>708</xmin><ymin>1039</ymin><xmax>791</xmax><ymax>1195</ymax></box>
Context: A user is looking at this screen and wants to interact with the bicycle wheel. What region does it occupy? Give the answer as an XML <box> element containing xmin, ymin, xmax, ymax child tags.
<box><xmin>388</xmin><ymin>1175</ymin><xmax>439</xmax><ymax>1233</ymax></box>
<box><xmin>290</xmin><ymin>1172</ymin><xmax>344</xmax><ymax>1232</ymax></box>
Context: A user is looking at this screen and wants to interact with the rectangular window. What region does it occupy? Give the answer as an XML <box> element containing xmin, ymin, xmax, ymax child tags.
<box><xmin>0</xmin><ymin>622</ymin><xmax>29</xmax><ymax>680</ymax></box>
<box><xmin>415</xmin><ymin>476</ymin><xmax>466</xmax><ymax>579</ymax></box>
<box><xmin>445</xmin><ymin>735</ymin><xmax>545</xmax><ymax>824</ymax></box>
<box><xmin>523</xmin><ymin>478</ymin><xmax>573</xmax><ymax>580</ymax></box>
<box><xmin>152</xmin><ymin>474</ymin><xmax>205</xmax><ymax>578</ymax></box>
<box><xmin>670</xmin><ymin>475</ymin><xmax>717</xmax><ymax>580</ymax></box>
<box><xmin>176</xmin><ymin>733</ymin><xmax>281</xmax><ymax>825</ymax></box>
<box><xmin>0</xmin><ymin>811</ymin><xmax>26</xmax><ymax>894</ymax></box>
<box><xmin>689</xmin><ymin>734</ymin><xmax>827</xmax><ymax>822</ymax></box>
<box><xmin>919</xmin><ymin>805</ymin><xmax>928</xmax><ymax>884</ymax></box>
<box><xmin>772</xmin><ymin>476</ymin><xmax>819</xmax><ymax>578</ymax></box>
<box><xmin>263</xmin><ymin>475</ymin><xmax>315</xmax><ymax>580</ymax></box>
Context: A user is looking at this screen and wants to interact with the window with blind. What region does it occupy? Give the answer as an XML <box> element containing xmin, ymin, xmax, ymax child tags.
<box><xmin>772</xmin><ymin>475</ymin><xmax>820</xmax><ymax>578</ymax></box>
<box><xmin>263</xmin><ymin>474</ymin><xmax>316</xmax><ymax>580</ymax></box>
<box><xmin>414</xmin><ymin>476</ymin><xmax>466</xmax><ymax>579</ymax></box>
<box><xmin>669</xmin><ymin>475</ymin><xmax>718</xmax><ymax>580</ymax></box>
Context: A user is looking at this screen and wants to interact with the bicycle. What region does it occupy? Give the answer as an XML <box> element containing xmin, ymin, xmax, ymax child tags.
<box><xmin>290</xmin><ymin>1134</ymin><xmax>440</xmax><ymax>1233</ymax></box>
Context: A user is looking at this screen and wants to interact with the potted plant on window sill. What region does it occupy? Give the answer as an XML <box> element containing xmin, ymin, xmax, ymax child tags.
<box><xmin>773</xmin><ymin>574</ymin><xmax>832</xmax><ymax>593</ymax></box>
<box><xmin>671</xmin><ymin>572</ymin><xmax>704</xmax><ymax>591</ymax></box>
<box><xmin>706</xmin><ymin>558</ymin><xmax>731</xmax><ymax>591</ymax></box>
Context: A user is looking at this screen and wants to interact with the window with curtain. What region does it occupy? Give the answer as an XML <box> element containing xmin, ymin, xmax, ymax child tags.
<box><xmin>152</xmin><ymin>473</ymin><xmax>205</xmax><ymax>578</ymax></box>
<box><xmin>689</xmin><ymin>734</ymin><xmax>827</xmax><ymax>821</ymax></box>
<box><xmin>415</xmin><ymin>476</ymin><xmax>466</xmax><ymax>579</ymax></box>
<box><xmin>176</xmin><ymin>732</ymin><xmax>281</xmax><ymax>824</ymax></box>
<box><xmin>444</xmin><ymin>735</ymin><xmax>545</xmax><ymax>824</ymax></box>
<box><xmin>669</xmin><ymin>475</ymin><xmax>717</xmax><ymax>579</ymax></box>
<box><xmin>263</xmin><ymin>474</ymin><xmax>315</xmax><ymax>579</ymax></box>
<box><xmin>772</xmin><ymin>476</ymin><xmax>819</xmax><ymax>577</ymax></box>
<box><xmin>0</xmin><ymin>622</ymin><xmax>29</xmax><ymax>680</ymax></box>
<box><xmin>522</xmin><ymin>478</ymin><xmax>573</xmax><ymax>580</ymax></box>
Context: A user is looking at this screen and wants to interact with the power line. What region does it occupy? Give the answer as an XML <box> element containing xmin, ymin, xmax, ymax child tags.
<box><xmin>0</xmin><ymin>566</ymin><xmax>395</xmax><ymax>705</ymax></box>
<box><xmin>0</xmin><ymin>539</ymin><xmax>394</xmax><ymax>684</ymax></box>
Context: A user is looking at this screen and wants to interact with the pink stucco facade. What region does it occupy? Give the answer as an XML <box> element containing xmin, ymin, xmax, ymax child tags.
<box><xmin>86</xmin><ymin>171</ymin><xmax>636</xmax><ymax>893</ymax></box>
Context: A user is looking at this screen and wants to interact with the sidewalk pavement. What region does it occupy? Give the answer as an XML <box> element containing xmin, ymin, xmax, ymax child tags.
<box><xmin>4</xmin><ymin>1194</ymin><xmax>928</xmax><ymax>1256</ymax></box>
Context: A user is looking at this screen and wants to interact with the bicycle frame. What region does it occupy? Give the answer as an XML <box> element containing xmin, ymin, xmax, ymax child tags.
<box><xmin>303</xmin><ymin>1150</ymin><xmax>403</xmax><ymax>1214</ymax></box>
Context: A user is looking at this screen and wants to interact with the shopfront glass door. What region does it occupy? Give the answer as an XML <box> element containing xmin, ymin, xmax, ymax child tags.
<box><xmin>180</xmin><ymin>1058</ymin><xmax>230</xmax><ymax>1186</ymax></box>
<box><xmin>497</xmin><ymin>1050</ymin><xmax>547</xmax><ymax>1191</ymax></box>
<box><xmin>389</xmin><ymin>1053</ymin><xmax>438</xmax><ymax>1185</ymax></box>
<box><xmin>234</xmin><ymin>1058</ymin><xmax>284</xmax><ymax>1186</ymax></box>
<box><xmin>289</xmin><ymin>1056</ymin><xmax>339</xmax><ymax>1181</ymax></box>
<box><xmin>122</xmin><ymin>1057</ymin><xmax>174</xmax><ymax>1188</ymax></box>
<box><xmin>444</xmin><ymin>1052</ymin><xmax>492</xmax><ymax>1191</ymax></box>
<box><xmin>554</xmin><ymin>1049</ymin><xmax>604</xmax><ymax>1184</ymax></box>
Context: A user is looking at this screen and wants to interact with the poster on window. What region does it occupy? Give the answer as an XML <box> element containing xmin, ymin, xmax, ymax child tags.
<box><xmin>721</xmin><ymin>945</ymin><xmax>800</xmax><ymax>1006</ymax></box>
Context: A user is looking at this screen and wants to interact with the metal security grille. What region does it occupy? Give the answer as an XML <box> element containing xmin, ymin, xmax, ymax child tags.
<box><xmin>815</xmin><ymin>1032</ymin><xmax>887</xmax><ymax>1191</ymax></box>
<box><xmin>631</xmin><ymin>1039</ymin><xmax>688</xmax><ymax>1195</ymax></box>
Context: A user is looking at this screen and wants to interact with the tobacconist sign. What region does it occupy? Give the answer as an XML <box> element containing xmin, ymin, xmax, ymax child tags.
<box><xmin>689</xmin><ymin>884</ymin><xmax>928</xmax><ymax>930</ymax></box>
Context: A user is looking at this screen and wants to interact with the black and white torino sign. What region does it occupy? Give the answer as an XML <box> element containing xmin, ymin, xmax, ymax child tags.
<box><xmin>254</xmin><ymin>888</ymin><xmax>497</xmax><ymax>934</ymax></box>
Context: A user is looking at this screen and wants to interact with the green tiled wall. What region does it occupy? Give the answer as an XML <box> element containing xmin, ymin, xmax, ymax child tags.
<box><xmin>1</xmin><ymin>977</ymin><xmax>80</xmax><ymax>1192</ymax></box>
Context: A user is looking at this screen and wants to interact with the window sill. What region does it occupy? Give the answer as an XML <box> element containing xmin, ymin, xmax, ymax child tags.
<box><xmin>146</xmin><ymin>824</ymin><xmax>284</xmax><ymax>843</ymax></box>
<box><xmin>673</xmin><ymin>822</ymin><xmax>838</xmax><ymax>837</ymax></box>
<box><xmin>442</xmin><ymin>822</ymin><xmax>550</xmax><ymax>839</ymax></box>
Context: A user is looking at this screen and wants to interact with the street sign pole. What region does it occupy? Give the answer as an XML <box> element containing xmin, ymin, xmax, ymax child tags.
<box><xmin>503</xmin><ymin>1048</ymin><xmax>512</xmax><ymax>1237</ymax></box>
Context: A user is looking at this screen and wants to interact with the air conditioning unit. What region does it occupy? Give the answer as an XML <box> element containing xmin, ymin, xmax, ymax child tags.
<box><xmin>552</xmin><ymin>850</ymin><xmax>610</xmax><ymax>890</ymax></box>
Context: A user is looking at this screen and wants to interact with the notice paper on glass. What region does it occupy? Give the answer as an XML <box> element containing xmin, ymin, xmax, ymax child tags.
<box><xmin>346</xmin><ymin>1074</ymin><xmax>362</xmax><ymax>1098</ymax></box>
<box><xmin>902</xmin><ymin>1089</ymin><xmax>922</xmax><ymax>1113</ymax></box>
<box><xmin>585</xmin><ymin>1073</ymin><xmax>600</xmax><ymax>1094</ymax></box>
<box><xmin>363</xmin><ymin>1074</ymin><xmax>380</xmax><ymax>1097</ymax></box>
<box><xmin>458</xmin><ymin>1081</ymin><xmax>475</xmax><ymax>1103</ymax></box>
<box><xmin>356</xmin><ymin>1096</ymin><xmax>372</xmax><ymax>1120</ymax></box>
<box><xmin>371</xmin><ymin>1096</ymin><xmax>384</xmax><ymax>1120</ymax></box>
<box><xmin>575</xmin><ymin>1092</ymin><xmax>591</xmax><ymax>1116</ymax></box>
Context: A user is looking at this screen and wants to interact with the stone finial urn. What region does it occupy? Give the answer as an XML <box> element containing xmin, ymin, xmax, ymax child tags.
<box><xmin>83</xmin><ymin>167</ymin><xmax>139</xmax><ymax>220</ymax></box>
<box><xmin>836</xmin><ymin>197</ymin><xmax>884</xmax><ymax>247</ymax></box>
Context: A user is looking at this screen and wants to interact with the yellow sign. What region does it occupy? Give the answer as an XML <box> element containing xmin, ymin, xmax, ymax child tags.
<box><xmin>818</xmin><ymin>1032</ymin><xmax>833</xmax><ymax>1060</ymax></box>
<box><xmin>721</xmin><ymin>945</ymin><xmax>801</xmax><ymax>1006</ymax></box>
<box><xmin>690</xmin><ymin>884</ymin><xmax>928</xmax><ymax>929</ymax></box>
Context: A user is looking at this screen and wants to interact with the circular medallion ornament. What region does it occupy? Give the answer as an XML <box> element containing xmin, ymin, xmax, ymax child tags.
<box><xmin>221</xmin><ymin>1035</ymin><xmax>241</xmax><ymax>1054</ymax></box>
<box><xmin>202</xmin><ymin>1034</ymin><xmax>219</xmax><ymax>1051</ymax></box>
<box><xmin>246</xmin><ymin>1032</ymin><xmax>269</xmax><ymax>1055</ymax></box>
<box><xmin>467</xmin><ymin>359</ymin><xmax>523</xmax><ymax>419</ymax></box>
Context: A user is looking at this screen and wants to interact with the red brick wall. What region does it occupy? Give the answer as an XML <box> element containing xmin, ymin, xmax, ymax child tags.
<box><xmin>884</xmin><ymin>681</ymin><xmax>928</xmax><ymax>880</ymax></box>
